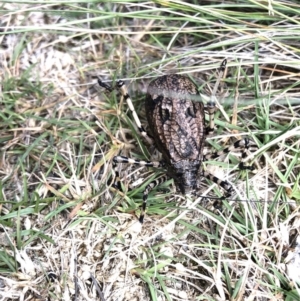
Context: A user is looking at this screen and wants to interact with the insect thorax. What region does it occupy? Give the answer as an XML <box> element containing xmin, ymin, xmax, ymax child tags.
<box><xmin>145</xmin><ymin>74</ymin><xmax>206</xmax><ymax>195</ymax></box>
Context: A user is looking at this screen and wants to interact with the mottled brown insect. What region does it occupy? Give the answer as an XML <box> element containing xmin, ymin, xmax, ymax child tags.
<box><xmin>98</xmin><ymin>60</ymin><xmax>255</xmax><ymax>223</ymax></box>
<box><xmin>145</xmin><ymin>74</ymin><xmax>206</xmax><ymax>195</ymax></box>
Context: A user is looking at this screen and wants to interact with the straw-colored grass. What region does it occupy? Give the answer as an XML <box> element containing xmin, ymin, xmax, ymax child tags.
<box><xmin>1</xmin><ymin>1</ymin><xmax>300</xmax><ymax>300</ymax></box>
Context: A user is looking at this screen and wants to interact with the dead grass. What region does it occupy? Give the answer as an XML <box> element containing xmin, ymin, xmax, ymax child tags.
<box><xmin>0</xmin><ymin>1</ymin><xmax>300</xmax><ymax>300</ymax></box>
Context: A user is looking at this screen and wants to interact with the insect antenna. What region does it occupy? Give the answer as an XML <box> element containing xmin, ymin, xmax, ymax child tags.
<box><xmin>193</xmin><ymin>194</ymin><xmax>296</xmax><ymax>205</ymax></box>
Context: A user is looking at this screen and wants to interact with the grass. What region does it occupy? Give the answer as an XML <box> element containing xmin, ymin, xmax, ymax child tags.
<box><xmin>1</xmin><ymin>0</ymin><xmax>300</xmax><ymax>300</ymax></box>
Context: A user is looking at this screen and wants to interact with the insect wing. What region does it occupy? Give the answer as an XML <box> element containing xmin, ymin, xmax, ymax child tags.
<box><xmin>145</xmin><ymin>74</ymin><xmax>206</xmax><ymax>164</ymax></box>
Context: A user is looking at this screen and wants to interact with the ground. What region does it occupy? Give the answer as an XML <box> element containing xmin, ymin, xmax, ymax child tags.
<box><xmin>1</xmin><ymin>1</ymin><xmax>300</xmax><ymax>301</ymax></box>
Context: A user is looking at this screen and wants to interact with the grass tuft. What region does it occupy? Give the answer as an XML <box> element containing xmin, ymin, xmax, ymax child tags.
<box><xmin>0</xmin><ymin>0</ymin><xmax>300</xmax><ymax>300</ymax></box>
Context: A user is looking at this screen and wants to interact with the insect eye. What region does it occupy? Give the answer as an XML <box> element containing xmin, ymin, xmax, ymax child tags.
<box><xmin>186</xmin><ymin>105</ymin><xmax>196</xmax><ymax>118</ymax></box>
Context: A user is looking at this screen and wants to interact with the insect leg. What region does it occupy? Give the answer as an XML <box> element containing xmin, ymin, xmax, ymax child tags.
<box><xmin>202</xmin><ymin>171</ymin><xmax>233</xmax><ymax>210</ymax></box>
<box><xmin>98</xmin><ymin>78</ymin><xmax>153</xmax><ymax>144</ymax></box>
<box><xmin>223</xmin><ymin>138</ymin><xmax>257</xmax><ymax>170</ymax></box>
<box><xmin>204</xmin><ymin>138</ymin><xmax>257</xmax><ymax>170</ymax></box>
<box><xmin>205</xmin><ymin>101</ymin><xmax>216</xmax><ymax>134</ymax></box>
<box><xmin>140</xmin><ymin>175</ymin><xmax>168</xmax><ymax>223</ymax></box>
<box><xmin>112</xmin><ymin>155</ymin><xmax>162</xmax><ymax>190</ymax></box>
<box><xmin>113</xmin><ymin>155</ymin><xmax>166</xmax><ymax>223</ymax></box>
<box><xmin>203</xmin><ymin>171</ymin><xmax>233</xmax><ymax>197</ymax></box>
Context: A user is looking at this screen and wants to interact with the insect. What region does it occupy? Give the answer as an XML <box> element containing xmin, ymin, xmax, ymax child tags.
<box><xmin>98</xmin><ymin>60</ymin><xmax>256</xmax><ymax>223</ymax></box>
